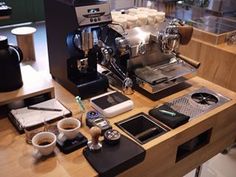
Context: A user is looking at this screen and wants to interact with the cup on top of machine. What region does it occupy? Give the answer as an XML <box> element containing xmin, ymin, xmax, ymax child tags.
<box><xmin>57</xmin><ymin>117</ymin><xmax>81</xmax><ymax>143</ymax></box>
<box><xmin>126</xmin><ymin>15</ymin><xmax>138</xmax><ymax>29</ymax></box>
<box><xmin>112</xmin><ymin>8</ymin><xmax>166</xmax><ymax>29</ymax></box>
<box><xmin>113</xmin><ymin>16</ymin><xmax>128</xmax><ymax>29</ymax></box>
<box><xmin>32</xmin><ymin>131</ymin><xmax>57</xmax><ymax>158</ymax></box>
<box><xmin>136</xmin><ymin>14</ymin><xmax>148</xmax><ymax>26</ymax></box>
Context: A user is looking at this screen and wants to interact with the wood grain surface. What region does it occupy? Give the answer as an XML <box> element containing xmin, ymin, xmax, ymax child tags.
<box><xmin>179</xmin><ymin>38</ymin><xmax>236</xmax><ymax>92</ymax></box>
<box><xmin>0</xmin><ymin>75</ymin><xmax>236</xmax><ymax>177</ymax></box>
<box><xmin>0</xmin><ymin>66</ymin><xmax>54</xmax><ymax>106</ymax></box>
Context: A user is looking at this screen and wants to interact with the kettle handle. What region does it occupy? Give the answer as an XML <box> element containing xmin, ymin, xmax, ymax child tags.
<box><xmin>9</xmin><ymin>45</ymin><xmax>23</xmax><ymax>63</ymax></box>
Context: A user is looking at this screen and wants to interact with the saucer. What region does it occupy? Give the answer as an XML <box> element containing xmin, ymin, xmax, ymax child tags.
<box><xmin>56</xmin><ymin>132</ymin><xmax>87</xmax><ymax>154</ymax></box>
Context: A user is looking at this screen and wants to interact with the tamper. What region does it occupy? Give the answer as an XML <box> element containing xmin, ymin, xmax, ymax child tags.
<box><xmin>87</xmin><ymin>126</ymin><xmax>102</xmax><ymax>151</ymax></box>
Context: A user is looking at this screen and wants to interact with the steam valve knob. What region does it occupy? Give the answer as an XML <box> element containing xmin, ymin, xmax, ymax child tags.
<box><xmin>87</xmin><ymin>126</ymin><xmax>102</xmax><ymax>151</ymax></box>
<box><xmin>138</xmin><ymin>42</ymin><xmax>146</xmax><ymax>55</ymax></box>
<box><xmin>122</xmin><ymin>77</ymin><xmax>134</xmax><ymax>95</ymax></box>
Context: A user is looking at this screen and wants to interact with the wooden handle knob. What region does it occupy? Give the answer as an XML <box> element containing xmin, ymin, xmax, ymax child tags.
<box><xmin>178</xmin><ymin>54</ymin><xmax>201</xmax><ymax>69</ymax></box>
<box><xmin>178</xmin><ymin>26</ymin><xmax>193</xmax><ymax>45</ymax></box>
<box><xmin>90</xmin><ymin>126</ymin><xmax>101</xmax><ymax>145</ymax></box>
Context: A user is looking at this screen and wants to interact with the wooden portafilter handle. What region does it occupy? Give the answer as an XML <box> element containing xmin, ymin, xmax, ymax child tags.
<box><xmin>178</xmin><ymin>54</ymin><xmax>201</xmax><ymax>69</ymax></box>
<box><xmin>90</xmin><ymin>126</ymin><xmax>102</xmax><ymax>146</ymax></box>
<box><xmin>178</xmin><ymin>26</ymin><xmax>193</xmax><ymax>45</ymax></box>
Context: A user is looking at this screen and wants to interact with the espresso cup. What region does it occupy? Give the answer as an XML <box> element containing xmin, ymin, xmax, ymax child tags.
<box><xmin>32</xmin><ymin>131</ymin><xmax>56</xmax><ymax>157</ymax></box>
<box><xmin>57</xmin><ymin>118</ymin><xmax>81</xmax><ymax>143</ymax></box>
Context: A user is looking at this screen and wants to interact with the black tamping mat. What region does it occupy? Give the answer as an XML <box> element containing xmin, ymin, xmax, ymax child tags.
<box><xmin>57</xmin><ymin>132</ymin><xmax>88</xmax><ymax>154</ymax></box>
<box><xmin>83</xmin><ymin>135</ymin><xmax>146</xmax><ymax>177</ymax></box>
<box><xmin>149</xmin><ymin>104</ymin><xmax>190</xmax><ymax>129</ymax></box>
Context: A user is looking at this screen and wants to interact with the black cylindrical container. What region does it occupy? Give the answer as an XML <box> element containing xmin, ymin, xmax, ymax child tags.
<box><xmin>0</xmin><ymin>36</ymin><xmax>23</xmax><ymax>92</ymax></box>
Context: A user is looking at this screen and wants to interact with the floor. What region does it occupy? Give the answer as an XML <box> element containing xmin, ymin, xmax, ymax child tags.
<box><xmin>0</xmin><ymin>22</ymin><xmax>50</xmax><ymax>74</ymax></box>
<box><xmin>184</xmin><ymin>147</ymin><xmax>236</xmax><ymax>177</ymax></box>
<box><xmin>1</xmin><ymin>22</ymin><xmax>236</xmax><ymax>177</ymax></box>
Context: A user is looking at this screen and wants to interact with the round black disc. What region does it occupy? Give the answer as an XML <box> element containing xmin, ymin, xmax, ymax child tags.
<box><xmin>191</xmin><ymin>92</ymin><xmax>218</xmax><ymax>105</ymax></box>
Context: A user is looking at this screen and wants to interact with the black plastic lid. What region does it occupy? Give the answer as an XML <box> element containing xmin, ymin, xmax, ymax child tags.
<box><xmin>0</xmin><ymin>36</ymin><xmax>8</xmax><ymax>49</ymax></box>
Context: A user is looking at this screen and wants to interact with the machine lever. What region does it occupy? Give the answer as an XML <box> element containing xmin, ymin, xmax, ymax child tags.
<box><xmin>178</xmin><ymin>54</ymin><xmax>201</xmax><ymax>69</ymax></box>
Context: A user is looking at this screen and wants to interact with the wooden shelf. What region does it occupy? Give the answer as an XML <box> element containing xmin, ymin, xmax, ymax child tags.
<box><xmin>0</xmin><ymin>65</ymin><xmax>54</xmax><ymax>106</ymax></box>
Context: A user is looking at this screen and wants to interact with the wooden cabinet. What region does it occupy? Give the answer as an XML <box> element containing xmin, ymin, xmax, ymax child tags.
<box><xmin>0</xmin><ymin>76</ymin><xmax>236</xmax><ymax>177</ymax></box>
<box><xmin>179</xmin><ymin>36</ymin><xmax>236</xmax><ymax>92</ymax></box>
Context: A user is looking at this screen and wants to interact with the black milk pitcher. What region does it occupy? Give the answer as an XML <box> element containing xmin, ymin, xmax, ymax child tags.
<box><xmin>0</xmin><ymin>35</ymin><xmax>23</xmax><ymax>92</ymax></box>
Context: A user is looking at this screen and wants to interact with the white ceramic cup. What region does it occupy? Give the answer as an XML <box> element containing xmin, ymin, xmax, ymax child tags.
<box><xmin>136</xmin><ymin>14</ymin><xmax>148</xmax><ymax>26</ymax></box>
<box><xmin>126</xmin><ymin>15</ymin><xmax>138</xmax><ymax>29</ymax></box>
<box><xmin>57</xmin><ymin>118</ymin><xmax>81</xmax><ymax>143</ymax></box>
<box><xmin>113</xmin><ymin>17</ymin><xmax>128</xmax><ymax>29</ymax></box>
<box><xmin>32</xmin><ymin>131</ymin><xmax>56</xmax><ymax>157</ymax></box>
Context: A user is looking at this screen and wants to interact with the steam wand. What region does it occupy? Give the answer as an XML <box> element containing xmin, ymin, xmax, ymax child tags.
<box><xmin>109</xmin><ymin>58</ymin><xmax>134</xmax><ymax>95</ymax></box>
<box><xmin>99</xmin><ymin>41</ymin><xmax>134</xmax><ymax>95</ymax></box>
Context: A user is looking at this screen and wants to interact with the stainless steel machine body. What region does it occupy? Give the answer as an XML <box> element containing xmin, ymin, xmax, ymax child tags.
<box><xmin>100</xmin><ymin>20</ymin><xmax>197</xmax><ymax>94</ymax></box>
<box><xmin>45</xmin><ymin>0</ymin><xmax>197</xmax><ymax>97</ymax></box>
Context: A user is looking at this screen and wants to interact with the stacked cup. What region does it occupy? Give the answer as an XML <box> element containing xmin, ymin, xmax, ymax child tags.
<box><xmin>111</xmin><ymin>7</ymin><xmax>166</xmax><ymax>29</ymax></box>
<box><xmin>111</xmin><ymin>10</ymin><xmax>128</xmax><ymax>29</ymax></box>
<box><xmin>125</xmin><ymin>15</ymin><xmax>138</xmax><ymax>29</ymax></box>
<box><xmin>156</xmin><ymin>11</ymin><xmax>166</xmax><ymax>23</ymax></box>
<box><xmin>136</xmin><ymin>14</ymin><xmax>148</xmax><ymax>26</ymax></box>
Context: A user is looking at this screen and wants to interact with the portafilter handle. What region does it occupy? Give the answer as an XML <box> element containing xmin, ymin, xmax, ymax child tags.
<box><xmin>178</xmin><ymin>26</ymin><xmax>193</xmax><ymax>45</ymax></box>
<box><xmin>177</xmin><ymin>54</ymin><xmax>201</xmax><ymax>69</ymax></box>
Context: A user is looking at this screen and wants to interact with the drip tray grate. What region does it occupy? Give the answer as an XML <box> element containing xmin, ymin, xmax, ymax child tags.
<box><xmin>166</xmin><ymin>87</ymin><xmax>230</xmax><ymax>119</ymax></box>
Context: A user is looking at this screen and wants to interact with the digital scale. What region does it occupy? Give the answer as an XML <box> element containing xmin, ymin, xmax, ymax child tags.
<box><xmin>90</xmin><ymin>91</ymin><xmax>134</xmax><ymax>118</ymax></box>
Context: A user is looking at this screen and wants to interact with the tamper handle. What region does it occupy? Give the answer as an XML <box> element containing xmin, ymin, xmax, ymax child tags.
<box><xmin>90</xmin><ymin>126</ymin><xmax>101</xmax><ymax>145</ymax></box>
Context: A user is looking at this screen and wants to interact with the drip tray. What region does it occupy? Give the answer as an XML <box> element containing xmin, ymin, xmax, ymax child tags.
<box><xmin>116</xmin><ymin>112</ymin><xmax>168</xmax><ymax>144</ymax></box>
<box><xmin>166</xmin><ymin>87</ymin><xmax>230</xmax><ymax>119</ymax></box>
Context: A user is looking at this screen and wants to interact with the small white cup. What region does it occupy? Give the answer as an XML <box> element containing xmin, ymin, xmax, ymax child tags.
<box><xmin>32</xmin><ymin>131</ymin><xmax>56</xmax><ymax>157</ymax></box>
<box><xmin>57</xmin><ymin>118</ymin><xmax>81</xmax><ymax>143</ymax></box>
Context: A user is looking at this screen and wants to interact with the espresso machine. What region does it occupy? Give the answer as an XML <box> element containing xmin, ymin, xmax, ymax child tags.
<box><xmin>44</xmin><ymin>0</ymin><xmax>112</xmax><ymax>98</ymax></box>
<box><xmin>98</xmin><ymin>18</ymin><xmax>199</xmax><ymax>96</ymax></box>
<box><xmin>44</xmin><ymin>0</ymin><xmax>199</xmax><ymax>98</ymax></box>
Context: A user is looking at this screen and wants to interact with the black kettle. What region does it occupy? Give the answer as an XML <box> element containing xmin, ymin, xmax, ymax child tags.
<box><xmin>0</xmin><ymin>35</ymin><xmax>23</xmax><ymax>92</ymax></box>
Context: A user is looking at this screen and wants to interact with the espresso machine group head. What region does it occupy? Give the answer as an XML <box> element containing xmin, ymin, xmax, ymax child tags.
<box><xmin>44</xmin><ymin>0</ymin><xmax>112</xmax><ymax>99</ymax></box>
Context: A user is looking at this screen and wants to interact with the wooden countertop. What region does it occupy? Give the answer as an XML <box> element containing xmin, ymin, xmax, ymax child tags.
<box><xmin>0</xmin><ymin>76</ymin><xmax>236</xmax><ymax>177</ymax></box>
<box><xmin>0</xmin><ymin>66</ymin><xmax>54</xmax><ymax>106</ymax></box>
<box><xmin>189</xmin><ymin>38</ymin><xmax>236</xmax><ymax>55</ymax></box>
